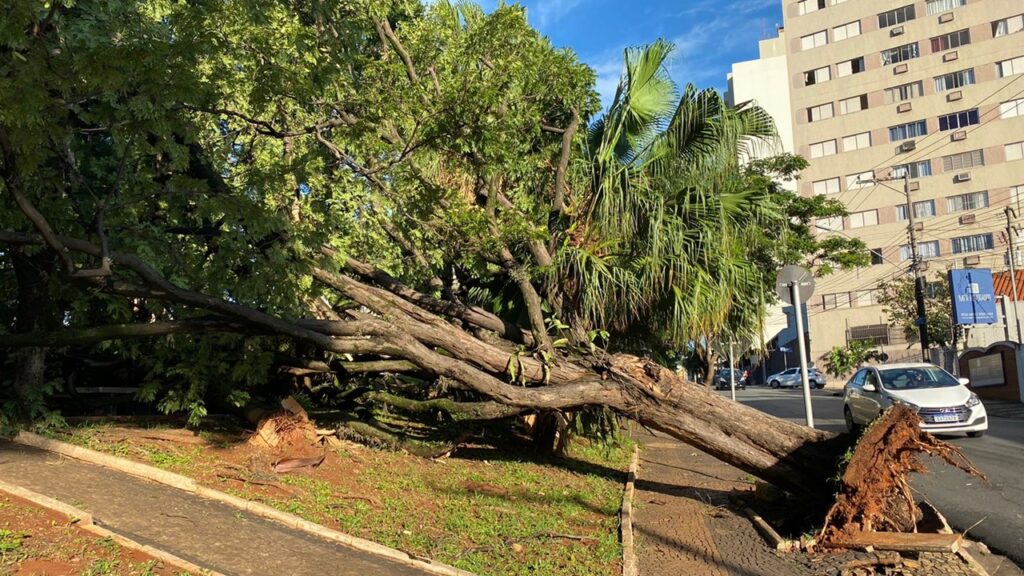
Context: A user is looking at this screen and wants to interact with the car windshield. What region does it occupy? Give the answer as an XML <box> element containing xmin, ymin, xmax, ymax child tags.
<box><xmin>878</xmin><ymin>367</ymin><xmax>960</xmax><ymax>390</ymax></box>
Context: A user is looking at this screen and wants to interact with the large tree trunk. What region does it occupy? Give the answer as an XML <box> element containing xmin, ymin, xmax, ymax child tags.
<box><xmin>10</xmin><ymin>248</ymin><xmax>55</xmax><ymax>403</ymax></box>
<box><xmin>0</xmin><ymin>231</ymin><xmax>846</xmax><ymax>499</ymax></box>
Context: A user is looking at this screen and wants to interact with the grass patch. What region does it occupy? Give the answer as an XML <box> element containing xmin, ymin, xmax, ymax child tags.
<box><xmin>0</xmin><ymin>529</ymin><xmax>27</xmax><ymax>558</ymax></box>
<box><xmin>56</xmin><ymin>424</ymin><xmax>634</xmax><ymax>576</ymax></box>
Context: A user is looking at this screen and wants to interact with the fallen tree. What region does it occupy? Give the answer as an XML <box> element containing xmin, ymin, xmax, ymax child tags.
<box><xmin>1</xmin><ymin>0</ymin><xmax>918</xmax><ymax>525</ymax></box>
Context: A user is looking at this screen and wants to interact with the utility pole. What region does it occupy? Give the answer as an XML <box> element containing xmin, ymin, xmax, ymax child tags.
<box><xmin>903</xmin><ymin>173</ymin><xmax>930</xmax><ymax>361</ymax></box>
<box><xmin>862</xmin><ymin>173</ymin><xmax>929</xmax><ymax>361</ymax></box>
<box><xmin>1005</xmin><ymin>207</ymin><xmax>1023</xmax><ymax>343</ymax></box>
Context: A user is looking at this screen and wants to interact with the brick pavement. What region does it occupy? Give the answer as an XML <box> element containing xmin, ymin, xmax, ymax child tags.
<box><xmin>628</xmin><ymin>429</ymin><xmax>999</xmax><ymax>576</ymax></box>
<box><xmin>0</xmin><ymin>442</ymin><xmax>434</xmax><ymax>576</ymax></box>
<box><xmin>630</xmin><ymin>430</ymin><xmax>816</xmax><ymax>576</ymax></box>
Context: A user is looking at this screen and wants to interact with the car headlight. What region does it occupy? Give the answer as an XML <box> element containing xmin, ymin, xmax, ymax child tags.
<box><xmin>893</xmin><ymin>399</ymin><xmax>919</xmax><ymax>413</ymax></box>
<box><xmin>966</xmin><ymin>393</ymin><xmax>981</xmax><ymax>408</ymax></box>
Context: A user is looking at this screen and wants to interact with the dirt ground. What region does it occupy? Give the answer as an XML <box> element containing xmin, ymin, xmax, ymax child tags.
<box><xmin>0</xmin><ymin>492</ymin><xmax>185</xmax><ymax>576</ymax></box>
<box><xmin>54</xmin><ymin>422</ymin><xmax>632</xmax><ymax>576</ymax></box>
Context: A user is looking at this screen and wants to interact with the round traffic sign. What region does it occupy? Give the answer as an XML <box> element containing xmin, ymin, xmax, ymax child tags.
<box><xmin>776</xmin><ymin>265</ymin><xmax>815</xmax><ymax>305</ymax></box>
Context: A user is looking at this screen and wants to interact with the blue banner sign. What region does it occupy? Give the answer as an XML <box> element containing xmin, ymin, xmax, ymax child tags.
<box><xmin>948</xmin><ymin>268</ymin><xmax>997</xmax><ymax>325</ymax></box>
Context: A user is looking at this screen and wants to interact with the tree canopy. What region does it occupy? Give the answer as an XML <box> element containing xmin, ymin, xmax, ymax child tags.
<box><xmin>1</xmin><ymin>0</ymin><xmax>862</xmax><ymax>474</ymax></box>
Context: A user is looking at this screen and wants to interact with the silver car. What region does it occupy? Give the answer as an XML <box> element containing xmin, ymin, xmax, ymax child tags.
<box><xmin>843</xmin><ymin>363</ymin><xmax>988</xmax><ymax>437</ymax></box>
<box><xmin>767</xmin><ymin>367</ymin><xmax>826</xmax><ymax>389</ymax></box>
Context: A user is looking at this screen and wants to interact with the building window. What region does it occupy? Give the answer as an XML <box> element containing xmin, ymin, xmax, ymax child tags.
<box><xmin>889</xmin><ymin>120</ymin><xmax>928</xmax><ymax>141</ymax></box>
<box><xmin>942</xmin><ymin>149</ymin><xmax>984</xmax><ymax>170</ymax></box>
<box><xmin>947</xmin><ymin>191</ymin><xmax>989</xmax><ymax>212</ymax></box>
<box><xmin>884</xmin><ymin>81</ymin><xmax>924</xmax><ymax>104</ymax></box>
<box><xmin>1001</xmin><ymin>98</ymin><xmax>1024</xmax><ymax>119</ymax></box>
<box><xmin>1008</xmin><ymin>142</ymin><xmax>1024</xmax><ymax>162</ymax></box>
<box><xmin>927</xmin><ymin>0</ymin><xmax>966</xmax><ymax>14</ymax></box>
<box><xmin>801</xmin><ymin>30</ymin><xmax>828</xmax><ymax>50</ymax></box>
<box><xmin>848</xmin><ymin>210</ymin><xmax>878</xmax><ymax>229</ymax></box>
<box><xmin>882</xmin><ymin>43</ymin><xmax>920</xmax><ymax>66</ymax></box>
<box><xmin>810</xmin><ymin>139</ymin><xmax>837</xmax><ymax>158</ymax></box>
<box><xmin>854</xmin><ymin>291</ymin><xmax>881</xmax><ymax>307</ymax></box>
<box><xmin>934</xmin><ymin>69</ymin><xmax>975</xmax><ymax>92</ymax></box>
<box><xmin>819</xmin><ymin>216</ymin><xmax>844</xmax><ymax>231</ymax></box>
<box><xmin>931</xmin><ymin>29</ymin><xmax>971</xmax><ymax>52</ymax></box>
<box><xmin>891</xmin><ymin>160</ymin><xmax>932</xmax><ymax>179</ymax></box>
<box><xmin>846</xmin><ymin>171</ymin><xmax>874</xmax><ymax>189</ymax></box>
<box><xmin>843</xmin><ymin>132</ymin><xmax>872</xmax><ymax>151</ymax></box>
<box><xmin>822</xmin><ymin>293</ymin><xmax>852</xmax><ymax>310</ymax></box>
<box><xmin>952</xmin><ymin>233</ymin><xmax>994</xmax><ymax>254</ymax></box>
<box><xmin>840</xmin><ymin>94</ymin><xmax>868</xmax><ymax>115</ymax></box>
<box><xmin>878</xmin><ymin>5</ymin><xmax>916</xmax><ymax>28</ymax></box>
<box><xmin>938</xmin><ymin>109</ymin><xmax>979</xmax><ymax>131</ymax></box>
<box><xmin>836</xmin><ymin>56</ymin><xmax>866</xmax><ymax>77</ymax></box>
<box><xmin>993</xmin><ymin>15</ymin><xmax>1024</xmax><ymax>37</ymax></box>
<box><xmin>900</xmin><ymin>241</ymin><xmax>940</xmax><ymax>261</ymax></box>
<box><xmin>807</xmin><ymin>102</ymin><xmax>834</xmax><ymax>122</ymax></box>
<box><xmin>798</xmin><ymin>0</ymin><xmax>827</xmax><ymax>15</ymax></box>
<box><xmin>896</xmin><ymin>200</ymin><xmax>936</xmax><ymax>221</ymax></box>
<box><xmin>998</xmin><ymin>56</ymin><xmax>1024</xmax><ymax>78</ymax></box>
<box><xmin>813</xmin><ymin>177</ymin><xmax>841</xmax><ymax>195</ymax></box>
<box><xmin>833</xmin><ymin>21</ymin><xmax>861</xmax><ymax>42</ymax></box>
<box><xmin>869</xmin><ymin>249</ymin><xmax>884</xmax><ymax>266</ymax></box>
<box><xmin>804</xmin><ymin>66</ymin><xmax>831</xmax><ymax>86</ymax></box>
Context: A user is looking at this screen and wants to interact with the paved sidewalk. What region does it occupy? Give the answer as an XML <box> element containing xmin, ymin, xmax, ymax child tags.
<box><xmin>630</xmin><ymin>429</ymin><xmax>815</xmax><ymax>576</ymax></box>
<box><xmin>0</xmin><ymin>442</ymin><xmax>431</xmax><ymax>576</ymax></box>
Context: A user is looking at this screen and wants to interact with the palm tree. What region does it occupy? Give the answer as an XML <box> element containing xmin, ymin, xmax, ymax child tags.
<box><xmin>557</xmin><ymin>40</ymin><xmax>782</xmax><ymax>369</ymax></box>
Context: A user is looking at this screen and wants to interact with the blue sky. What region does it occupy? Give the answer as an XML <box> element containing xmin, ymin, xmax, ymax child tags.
<box><xmin>478</xmin><ymin>0</ymin><xmax>784</xmax><ymax>106</ymax></box>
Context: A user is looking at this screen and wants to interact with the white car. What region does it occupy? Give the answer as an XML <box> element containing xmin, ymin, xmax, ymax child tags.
<box><xmin>767</xmin><ymin>367</ymin><xmax>826</xmax><ymax>389</ymax></box>
<box><xmin>843</xmin><ymin>362</ymin><xmax>988</xmax><ymax>437</ymax></box>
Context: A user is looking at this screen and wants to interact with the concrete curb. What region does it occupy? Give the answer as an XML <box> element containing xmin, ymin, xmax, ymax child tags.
<box><xmin>14</xmin><ymin>431</ymin><xmax>475</xmax><ymax>576</ymax></box>
<box><xmin>620</xmin><ymin>446</ymin><xmax>639</xmax><ymax>576</ymax></box>
<box><xmin>0</xmin><ymin>479</ymin><xmax>222</xmax><ymax>576</ymax></box>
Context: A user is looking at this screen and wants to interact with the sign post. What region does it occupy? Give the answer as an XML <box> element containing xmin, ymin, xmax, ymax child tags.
<box><xmin>776</xmin><ymin>265</ymin><xmax>816</xmax><ymax>429</ymax></box>
<box><xmin>728</xmin><ymin>342</ymin><xmax>736</xmax><ymax>401</ymax></box>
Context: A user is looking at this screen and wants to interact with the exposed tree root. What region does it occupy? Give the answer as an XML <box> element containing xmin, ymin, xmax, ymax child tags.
<box><xmin>820</xmin><ymin>405</ymin><xmax>985</xmax><ymax>542</ymax></box>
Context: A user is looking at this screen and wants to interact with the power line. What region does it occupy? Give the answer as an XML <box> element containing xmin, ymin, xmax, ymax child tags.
<box><xmin>835</xmin><ymin>77</ymin><xmax>1024</xmax><ymax>216</ymax></box>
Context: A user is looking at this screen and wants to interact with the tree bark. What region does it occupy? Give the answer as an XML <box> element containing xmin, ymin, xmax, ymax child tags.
<box><xmin>10</xmin><ymin>248</ymin><xmax>56</xmax><ymax>402</ymax></box>
<box><xmin>0</xmin><ymin>229</ymin><xmax>846</xmax><ymax>498</ymax></box>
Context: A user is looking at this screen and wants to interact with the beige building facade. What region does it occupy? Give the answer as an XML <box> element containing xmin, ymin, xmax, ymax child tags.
<box><xmin>734</xmin><ymin>0</ymin><xmax>1024</xmax><ymax>364</ymax></box>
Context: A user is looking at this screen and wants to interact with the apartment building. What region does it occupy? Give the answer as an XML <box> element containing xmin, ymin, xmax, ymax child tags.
<box><xmin>732</xmin><ymin>0</ymin><xmax>1024</xmax><ymax>364</ymax></box>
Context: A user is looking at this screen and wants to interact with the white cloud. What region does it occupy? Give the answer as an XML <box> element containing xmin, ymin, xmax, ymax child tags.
<box><xmin>529</xmin><ymin>0</ymin><xmax>587</xmax><ymax>28</ymax></box>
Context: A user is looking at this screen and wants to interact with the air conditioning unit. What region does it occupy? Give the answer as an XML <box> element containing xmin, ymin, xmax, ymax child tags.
<box><xmin>959</xmin><ymin>214</ymin><xmax>976</xmax><ymax>225</ymax></box>
<box><xmin>964</xmin><ymin>255</ymin><xmax>981</xmax><ymax>266</ymax></box>
<box><xmin>899</xmin><ymin>140</ymin><xmax>917</xmax><ymax>152</ymax></box>
<box><xmin>954</xmin><ymin>172</ymin><xmax>972</xmax><ymax>183</ymax></box>
<box><xmin>939</xmin><ymin>12</ymin><xmax>955</xmax><ymax>23</ymax></box>
<box><xmin>890</xmin><ymin>26</ymin><xmax>905</xmax><ymax>36</ymax></box>
<box><xmin>894</xmin><ymin>63</ymin><xmax>909</xmax><ymax>75</ymax></box>
<box><xmin>947</xmin><ymin>90</ymin><xmax>963</xmax><ymax>102</ymax></box>
<box><xmin>943</xmin><ymin>51</ymin><xmax>959</xmax><ymax>62</ymax></box>
<box><xmin>951</xmin><ymin>130</ymin><xmax>967</xmax><ymax>141</ymax></box>
<box><xmin>897</xmin><ymin>102</ymin><xmax>912</xmax><ymax>113</ymax></box>
<box><xmin>912</xmin><ymin>222</ymin><xmax>924</xmax><ymax>231</ymax></box>
<box><xmin>908</xmin><ymin>181</ymin><xmax>921</xmax><ymax>191</ymax></box>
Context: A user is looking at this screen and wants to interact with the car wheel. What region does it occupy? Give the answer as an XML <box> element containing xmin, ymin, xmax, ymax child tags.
<box><xmin>770</xmin><ymin>380</ymin><xmax>779</xmax><ymax>389</ymax></box>
<box><xmin>844</xmin><ymin>407</ymin><xmax>860</xmax><ymax>434</ymax></box>
<box><xmin>967</xmin><ymin>431</ymin><xmax>985</xmax><ymax>438</ymax></box>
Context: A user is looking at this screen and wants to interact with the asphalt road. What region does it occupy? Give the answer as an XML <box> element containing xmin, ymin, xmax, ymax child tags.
<box><xmin>720</xmin><ymin>386</ymin><xmax>1024</xmax><ymax>566</ymax></box>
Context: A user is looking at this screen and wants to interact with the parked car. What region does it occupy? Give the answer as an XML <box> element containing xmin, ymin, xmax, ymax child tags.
<box><xmin>842</xmin><ymin>363</ymin><xmax>987</xmax><ymax>437</ymax></box>
<box><xmin>767</xmin><ymin>368</ymin><xmax>826</xmax><ymax>389</ymax></box>
<box><xmin>713</xmin><ymin>369</ymin><xmax>747</xmax><ymax>390</ymax></box>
